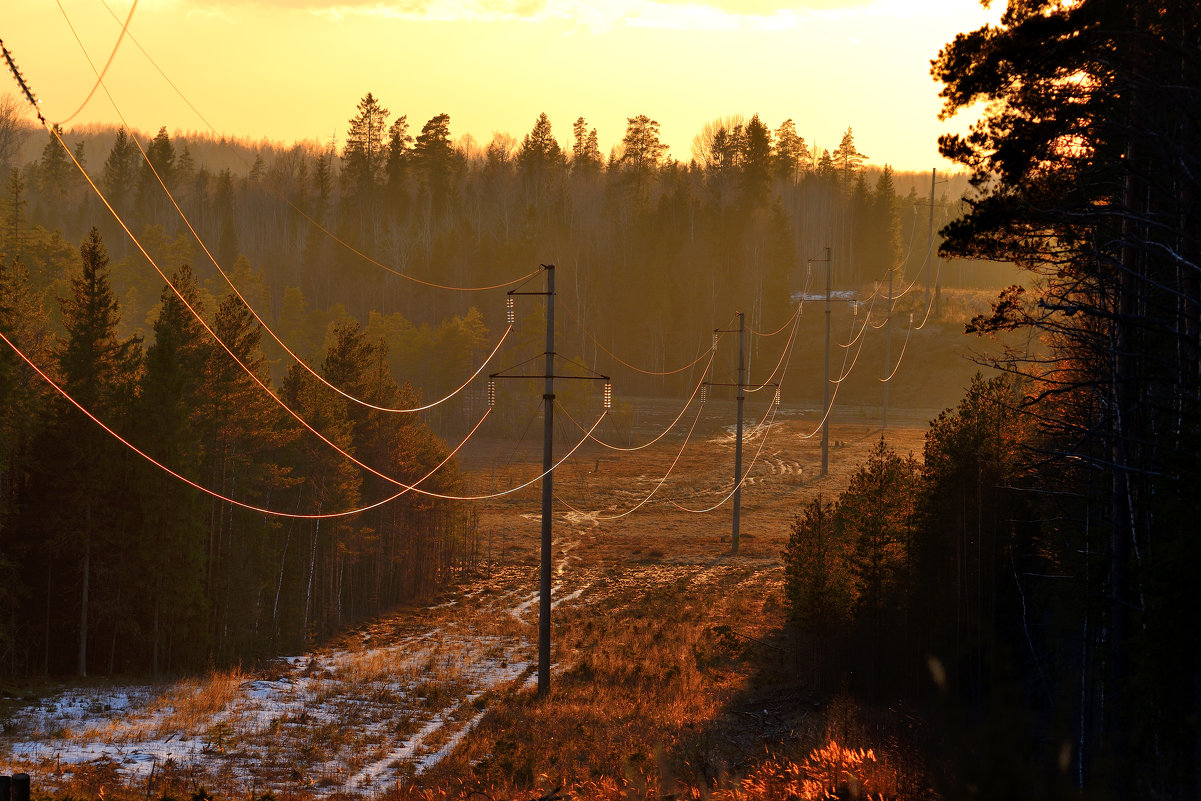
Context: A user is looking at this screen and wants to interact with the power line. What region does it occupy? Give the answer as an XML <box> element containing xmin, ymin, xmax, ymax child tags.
<box><xmin>0</xmin><ymin>327</ymin><xmax>484</xmax><ymax>518</ymax></box>
<box><xmin>85</xmin><ymin>0</ymin><xmax>539</xmax><ymax>293</ymax></box>
<box><xmin>53</xmin><ymin>0</ymin><xmax>137</xmax><ymax>126</ymax></box>
<box><xmin>749</xmin><ymin>301</ymin><xmax>802</xmax><ymax>338</ymax></box>
<box><xmin>556</xmin><ymin>402</ymin><xmax>705</xmax><ymax>521</ymax></box>
<box><xmin>9</xmin><ymin>46</ymin><xmax>558</xmax><ymax>498</ymax></box>
<box><xmin>668</xmin><ymin>400</ymin><xmax>783</xmax><ymax>514</ymax></box>
<box><xmin>42</xmin><ymin>122</ymin><xmax>604</xmax><ymax>502</ymax></box>
<box><xmin>559</xmin><ymin>350</ymin><xmax>714</xmax><ymax>452</ymax></box>
<box><xmin>0</xmin><ymin>37</ymin><xmax>45</xmax><ymax>124</ymax></box>
<box><xmin>881</xmin><ymin>313</ymin><xmax>916</xmax><ymax>383</ymax></box>
<box><xmin>745</xmin><ymin>302</ymin><xmax>803</xmax><ymax>392</ymax></box>
<box><xmin>56</xmin><ymin>9</ymin><xmax>515</xmax><ymax>414</ymax></box>
<box><xmin>561</xmin><ymin>302</ymin><xmax>727</xmax><ymax>377</ymax></box>
<box><xmin>6</xmin><ymin>62</ymin><xmax>620</xmax><ymax>508</ymax></box>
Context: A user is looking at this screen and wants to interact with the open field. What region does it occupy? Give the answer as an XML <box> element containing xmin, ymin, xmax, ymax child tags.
<box><xmin>1</xmin><ymin>399</ymin><xmax>933</xmax><ymax>799</ymax></box>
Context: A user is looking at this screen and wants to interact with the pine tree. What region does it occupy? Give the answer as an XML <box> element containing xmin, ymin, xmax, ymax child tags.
<box><xmin>37</xmin><ymin>125</ymin><xmax>71</xmax><ymax>226</ymax></box>
<box><xmin>342</xmin><ymin>93</ymin><xmax>390</xmax><ymax>209</ymax></box>
<box><xmin>784</xmin><ymin>494</ymin><xmax>852</xmax><ymax>689</ymax></box>
<box><xmin>571</xmin><ymin>116</ymin><xmax>602</xmax><ymax>174</ymax></box>
<box><xmin>201</xmin><ymin>292</ymin><xmax>294</xmax><ymax>660</ymax></box>
<box><xmin>618</xmin><ymin>115</ymin><xmax>668</xmax><ymax>174</ymax></box>
<box><xmin>869</xmin><ymin>165</ymin><xmax>901</xmax><ymax>276</ymax></box>
<box><xmin>739</xmin><ymin>114</ymin><xmax>772</xmax><ymax>206</ymax></box>
<box><xmin>384</xmin><ymin>114</ymin><xmax>411</xmax><ymax>215</ymax></box>
<box><xmin>52</xmin><ymin>228</ymin><xmax>142</xmax><ymax>676</ymax></box>
<box><xmin>136</xmin><ymin>127</ymin><xmax>176</xmax><ymax>224</ymax></box>
<box><xmin>136</xmin><ymin>265</ymin><xmax>212</xmax><ymax>672</ymax></box>
<box><xmin>516</xmin><ymin>112</ymin><xmax>565</xmax><ymax>210</ymax></box>
<box><xmin>831</xmin><ymin>126</ymin><xmax>866</xmax><ymax>188</ymax></box>
<box><xmin>102</xmin><ymin>129</ymin><xmax>138</xmax><ymax>210</ymax></box>
<box><xmin>772</xmin><ymin>119</ymin><xmax>809</xmax><ymax>183</ymax></box>
<box><xmin>934</xmin><ymin>2</ymin><xmax>1201</xmax><ymax>793</ymax></box>
<box><xmin>837</xmin><ymin>437</ymin><xmax>918</xmax><ymax>694</ymax></box>
<box><xmin>412</xmin><ymin>113</ymin><xmax>461</xmax><ymax>217</ymax></box>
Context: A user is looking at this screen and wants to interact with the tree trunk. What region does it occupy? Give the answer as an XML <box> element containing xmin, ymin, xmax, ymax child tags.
<box><xmin>78</xmin><ymin>500</ymin><xmax>91</xmax><ymax>678</ymax></box>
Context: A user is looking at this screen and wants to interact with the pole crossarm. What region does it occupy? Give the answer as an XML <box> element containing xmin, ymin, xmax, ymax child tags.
<box><xmin>492</xmin><ymin>373</ymin><xmax>610</xmax><ymax>381</ymax></box>
<box><xmin>705</xmin><ymin>381</ymin><xmax>777</xmax><ymax>388</ymax></box>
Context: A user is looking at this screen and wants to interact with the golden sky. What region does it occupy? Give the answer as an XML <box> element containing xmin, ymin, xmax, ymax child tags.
<box><xmin>8</xmin><ymin>0</ymin><xmax>1000</xmax><ymax>171</ymax></box>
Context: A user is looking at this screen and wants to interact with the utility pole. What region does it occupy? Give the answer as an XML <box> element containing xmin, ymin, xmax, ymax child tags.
<box><xmin>732</xmin><ymin>311</ymin><xmax>745</xmax><ymax>554</ymax></box>
<box><xmin>926</xmin><ymin>168</ymin><xmax>936</xmax><ymax>310</ymax></box>
<box><xmin>538</xmin><ymin>264</ymin><xmax>555</xmax><ymax>697</ymax></box>
<box><xmin>822</xmin><ymin>245</ymin><xmax>831</xmax><ymax>477</ymax></box>
<box><xmin>491</xmin><ymin>264</ymin><xmax>610</xmax><ymax>698</ymax></box>
<box><xmin>884</xmin><ymin>267</ymin><xmax>893</xmax><ymax>431</ymax></box>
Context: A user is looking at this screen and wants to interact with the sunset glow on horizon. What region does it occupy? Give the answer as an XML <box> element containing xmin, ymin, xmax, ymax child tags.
<box><xmin>8</xmin><ymin>0</ymin><xmax>1002</xmax><ymax>171</ymax></box>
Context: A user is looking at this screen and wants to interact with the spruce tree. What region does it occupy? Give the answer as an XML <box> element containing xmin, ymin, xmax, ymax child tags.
<box><xmin>52</xmin><ymin>228</ymin><xmax>142</xmax><ymax>676</ymax></box>
<box><xmin>136</xmin><ymin>264</ymin><xmax>211</xmax><ymax>672</ymax></box>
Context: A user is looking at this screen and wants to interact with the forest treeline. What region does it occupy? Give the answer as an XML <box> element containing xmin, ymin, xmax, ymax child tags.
<box><xmin>1</xmin><ymin>95</ymin><xmax>1013</xmax><ymax>401</ymax></box>
<box><xmin>0</xmin><ymin>94</ymin><xmax>1012</xmax><ymax>678</ymax></box>
<box><xmin>0</xmin><ymin>226</ymin><xmax>472</xmax><ymax>676</ymax></box>
<box><xmin>784</xmin><ymin>2</ymin><xmax>1201</xmax><ymax>799</ymax></box>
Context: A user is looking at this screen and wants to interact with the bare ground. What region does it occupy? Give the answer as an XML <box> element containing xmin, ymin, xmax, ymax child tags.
<box><xmin>1</xmin><ymin>398</ymin><xmax>932</xmax><ymax>799</ymax></box>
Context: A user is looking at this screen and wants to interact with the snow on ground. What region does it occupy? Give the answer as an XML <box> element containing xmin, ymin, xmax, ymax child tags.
<box><xmin>1</xmin><ymin>537</ymin><xmax>590</xmax><ymax>796</ymax></box>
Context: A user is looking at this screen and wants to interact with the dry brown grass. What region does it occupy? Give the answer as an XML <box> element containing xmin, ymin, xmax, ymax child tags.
<box><xmin>7</xmin><ymin>413</ymin><xmax>936</xmax><ymax>800</ymax></box>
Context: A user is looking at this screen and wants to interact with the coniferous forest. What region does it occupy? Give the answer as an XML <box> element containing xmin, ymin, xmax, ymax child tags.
<box><xmin>781</xmin><ymin>2</ymin><xmax>1201</xmax><ymax>798</ymax></box>
<box><xmin>2</xmin><ymin>1</ymin><xmax>1199</xmax><ymax>793</ymax></box>
<box><xmin>0</xmin><ymin>99</ymin><xmax>999</xmax><ymax>678</ymax></box>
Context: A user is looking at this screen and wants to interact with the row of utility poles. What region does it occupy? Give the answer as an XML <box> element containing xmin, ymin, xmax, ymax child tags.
<box><xmin>511</xmin><ymin>168</ymin><xmax>940</xmax><ymax>693</ymax></box>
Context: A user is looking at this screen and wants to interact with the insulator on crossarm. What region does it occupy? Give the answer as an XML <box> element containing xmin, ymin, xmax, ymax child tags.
<box><xmin>774</xmin><ymin>388</ymin><xmax>781</xmax><ymax>407</ymax></box>
<box><xmin>712</xmin><ymin>333</ymin><xmax>719</xmax><ymax>352</ymax></box>
<box><xmin>488</xmin><ymin>379</ymin><xmax>496</xmax><ymax>407</ymax></box>
<box><xmin>700</xmin><ymin>383</ymin><xmax>709</xmax><ymax>405</ymax></box>
<box><xmin>603</xmin><ymin>382</ymin><xmax>613</xmax><ymax>410</ymax></box>
<box><xmin>506</xmin><ymin>296</ymin><xmax>515</xmax><ymax>325</ymax></box>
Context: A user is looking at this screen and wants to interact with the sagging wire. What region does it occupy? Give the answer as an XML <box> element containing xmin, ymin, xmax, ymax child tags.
<box><xmin>880</xmin><ymin>313</ymin><xmax>916</xmax><ymax>383</ymax></box>
<box><xmin>446</xmin><ymin>402</ymin><xmax>606</xmax><ymax>502</ymax></box>
<box><xmin>749</xmin><ymin>301</ymin><xmax>802</xmax><ymax>338</ymax></box>
<box><xmin>561</xmin><ymin>302</ymin><xmax>728</xmax><ymax>377</ymax></box>
<box><xmin>38</xmin><ymin>121</ymin><xmax>592</xmax><ymax>502</ymax></box>
<box><xmin>831</xmin><ymin>307</ymin><xmax>874</xmax><ymax>386</ymax></box>
<box><xmin>885</xmin><ymin>208</ymin><xmax>929</xmax><ymax>308</ymax></box>
<box><xmin>54</xmin><ymin>0</ymin><xmax>137</xmax><ymax>125</ymax></box>
<box><xmin>91</xmin><ymin>0</ymin><xmax>539</xmax><ymax>293</ymax></box>
<box><xmin>667</xmin><ymin>311</ymin><xmax>803</xmax><ymax>512</ymax></box>
<box><xmin>558</xmin><ymin>349</ymin><xmax>715</xmax><ymax>452</ymax></box>
<box><xmin>0</xmin><ymin>326</ymin><xmax>488</xmax><ymax>518</ymax></box>
<box><xmin>56</xmin><ymin>6</ymin><xmax>513</xmax><ymax>414</ymax></box>
<box><xmin>912</xmin><ymin>255</ymin><xmax>945</xmax><ymax>331</ymax></box>
<box><xmin>745</xmin><ymin>302</ymin><xmax>803</xmax><ymax>394</ymax></box>
<box><xmin>668</xmin><ymin>399</ymin><xmax>783</xmax><ymax>514</ymax></box>
<box><xmin>556</xmin><ymin>402</ymin><xmax>705</xmax><ymax>521</ymax></box>
<box><xmin>792</xmin><ymin>300</ymin><xmax>873</xmax><ymax>442</ymax></box>
<box><xmin>836</xmin><ymin>292</ymin><xmax>878</xmax><ymax>350</ymax></box>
